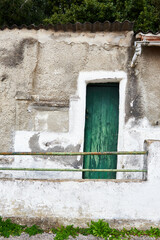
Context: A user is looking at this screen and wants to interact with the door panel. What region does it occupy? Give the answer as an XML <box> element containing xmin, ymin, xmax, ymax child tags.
<box><xmin>83</xmin><ymin>83</ymin><xmax>119</xmax><ymax>179</ymax></box>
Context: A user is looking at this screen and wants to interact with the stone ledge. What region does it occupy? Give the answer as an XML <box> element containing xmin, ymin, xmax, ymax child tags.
<box><xmin>0</xmin><ymin>178</ymin><xmax>145</xmax><ymax>183</ymax></box>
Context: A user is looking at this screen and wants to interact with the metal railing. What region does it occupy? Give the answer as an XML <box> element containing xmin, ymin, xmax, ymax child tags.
<box><xmin>0</xmin><ymin>151</ymin><xmax>147</xmax><ymax>173</ymax></box>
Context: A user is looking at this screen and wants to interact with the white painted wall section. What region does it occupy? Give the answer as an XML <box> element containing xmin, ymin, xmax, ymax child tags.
<box><xmin>0</xmin><ymin>140</ymin><xmax>160</xmax><ymax>229</ymax></box>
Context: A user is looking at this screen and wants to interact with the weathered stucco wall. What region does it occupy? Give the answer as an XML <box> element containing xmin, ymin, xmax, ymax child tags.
<box><xmin>0</xmin><ymin>140</ymin><xmax>160</xmax><ymax>229</ymax></box>
<box><xmin>136</xmin><ymin>46</ymin><xmax>160</xmax><ymax>125</ymax></box>
<box><xmin>0</xmin><ymin>28</ymin><xmax>160</xmax><ymax>227</ymax></box>
<box><xmin>0</xmin><ymin>29</ymin><xmax>159</xmax><ymax>180</ymax></box>
<box><xmin>0</xmin><ymin>30</ymin><xmax>131</xmax><ymax>137</ymax></box>
<box><xmin>118</xmin><ymin>43</ymin><xmax>160</xmax><ymax>179</ymax></box>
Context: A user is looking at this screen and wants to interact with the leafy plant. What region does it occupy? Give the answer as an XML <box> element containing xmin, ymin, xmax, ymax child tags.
<box><xmin>24</xmin><ymin>224</ymin><xmax>44</xmax><ymax>236</ymax></box>
<box><xmin>52</xmin><ymin>225</ymin><xmax>79</xmax><ymax>240</ymax></box>
<box><xmin>51</xmin><ymin>220</ymin><xmax>128</xmax><ymax>240</ymax></box>
<box><xmin>87</xmin><ymin>219</ymin><xmax>128</xmax><ymax>240</ymax></box>
<box><xmin>0</xmin><ymin>217</ymin><xmax>43</xmax><ymax>238</ymax></box>
<box><xmin>0</xmin><ymin>216</ymin><xmax>25</xmax><ymax>238</ymax></box>
<box><xmin>88</xmin><ymin>219</ymin><xmax>111</xmax><ymax>238</ymax></box>
<box><xmin>1</xmin><ymin>217</ymin><xmax>160</xmax><ymax>239</ymax></box>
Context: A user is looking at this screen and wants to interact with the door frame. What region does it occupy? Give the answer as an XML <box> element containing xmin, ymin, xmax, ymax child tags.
<box><xmin>71</xmin><ymin>71</ymin><xmax>127</xmax><ymax>173</ymax></box>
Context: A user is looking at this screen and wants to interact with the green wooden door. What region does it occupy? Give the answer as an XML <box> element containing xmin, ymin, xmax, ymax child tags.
<box><xmin>83</xmin><ymin>83</ymin><xmax>119</xmax><ymax>179</ymax></box>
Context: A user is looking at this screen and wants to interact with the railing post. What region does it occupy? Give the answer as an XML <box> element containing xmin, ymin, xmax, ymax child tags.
<box><xmin>145</xmin><ymin>140</ymin><xmax>160</xmax><ymax>182</ymax></box>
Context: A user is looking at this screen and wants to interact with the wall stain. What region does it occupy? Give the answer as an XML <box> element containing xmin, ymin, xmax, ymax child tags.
<box><xmin>1</xmin><ymin>74</ymin><xmax>8</xmax><ymax>82</ymax></box>
<box><xmin>125</xmin><ymin>37</ymin><xmax>144</xmax><ymax>123</ymax></box>
<box><xmin>29</xmin><ymin>133</ymin><xmax>82</xmax><ymax>168</ymax></box>
<box><xmin>0</xmin><ymin>38</ymin><xmax>37</xmax><ymax>68</ymax></box>
<box><xmin>0</xmin><ymin>157</ymin><xmax>14</xmax><ymax>164</ymax></box>
<box><xmin>29</xmin><ymin>133</ymin><xmax>41</xmax><ymax>152</ymax></box>
<box><xmin>47</xmin><ymin>145</ymin><xmax>82</xmax><ymax>168</ymax></box>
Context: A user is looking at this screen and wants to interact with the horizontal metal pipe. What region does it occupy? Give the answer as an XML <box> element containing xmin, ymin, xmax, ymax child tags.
<box><xmin>0</xmin><ymin>151</ymin><xmax>147</xmax><ymax>156</ymax></box>
<box><xmin>136</xmin><ymin>41</ymin><xmax>160</xmax><ymax>47</ymax></box>
<box><xmin>0</xmin><ymin>168</ymin><xmax>147</xmax><ymax>172</ymax></box>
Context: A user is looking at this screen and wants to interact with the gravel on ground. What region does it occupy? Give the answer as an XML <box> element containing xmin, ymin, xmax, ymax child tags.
<box><xmin>0</xmin><ymin>233</ymin><xmax>160</xmax><ymax>239</ymax></box>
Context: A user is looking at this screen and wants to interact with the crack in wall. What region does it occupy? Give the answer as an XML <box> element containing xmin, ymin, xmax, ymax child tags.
<box><xmin>31</xmin><ymin>41</ymin><xmax>41</xmax><ymax>94</ymax></box>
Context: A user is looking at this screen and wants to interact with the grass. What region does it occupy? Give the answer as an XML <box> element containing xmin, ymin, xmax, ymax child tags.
<box><xmin>1</xmin><ymin>217</ymin><xmax>160</xmax><ymax>239</ymax></box>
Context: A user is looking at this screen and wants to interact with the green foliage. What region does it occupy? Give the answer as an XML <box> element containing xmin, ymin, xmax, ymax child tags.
<box><xmin>117</xmin><ymin>0</ymin><xmax>160</xmax><ymax>31</ymax></box>
<box><xmin>0</xmin><ymin>217</ymin><xmax>43</xmax><ymax>238</ymax></box>
<box><xmin>44</xmin><ymin>0</ymin><xmax>160</xmax><ymax>32</ymax></box>
<box><xmin>24</xmin><ymin>224</ymin><xmax>44</xmax><ymax>236</ymax></box>
<box><xmin>0</xmin><ymin>0</ymin><xmax>159</xmax><ymax>31</ymax></box>
<box><xmin>44</xmin><ymin>0</ymin><xmax>116</xmax><ymax>24</ymax></box>
<box><xmin>51</xmin><ymin>225</ymin><xmax>79</xmax><ymax>240</ymax></box>
<box><xmin>87</xmin><ymin>219</ymin><xmax>111</xmax><ymax>238</ymax></box>
<box><xmin>1</xmin><ymin>217</ymin><xmax>160</xmax><ymax>240</ymax></box>
<box><xmin>51</xmin><ymin>220</ymin><xmax>160</xmax><ymax>240</ymax></box>
<box><xmin>0</xmin><ymin>216</ymin><xmax>25</xmax><ymax>238</ymax></box>
<box><xmin>0</xmin><ymin>0</ymin><xmax>51</xmax><ymax>26</ymax></box>
<box><xmin>87</xmin><ymin>219</ymin><xmax>127</xmax><ymax>239</ymax></box>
